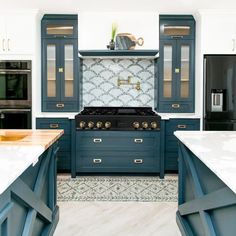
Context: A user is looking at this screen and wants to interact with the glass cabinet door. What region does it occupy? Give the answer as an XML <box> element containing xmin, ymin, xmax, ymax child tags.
<box><xmin>160</xmin><ymin>41</ymin><xmax>176</xmax><ymax>100</ymax></box>
<box><xmin>61</xmin><ymin>40</ymin><xmax>77</xmax><ymax>101</ymax></box>
<box><xmin>176</xmin><ymin>40</ymin><xmax>193</xmax><ymax>100</ymax></box>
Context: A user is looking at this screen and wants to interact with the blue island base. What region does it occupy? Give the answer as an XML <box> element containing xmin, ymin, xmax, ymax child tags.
<box><xmin>0</xmin><ymin>144</ymin><xmax>59</xmax><ymax>236</ymax></box>
<box><xmin>177</xmin><ymin>143</ymin><xmax>236</xmax><ymax>236</ymax></box>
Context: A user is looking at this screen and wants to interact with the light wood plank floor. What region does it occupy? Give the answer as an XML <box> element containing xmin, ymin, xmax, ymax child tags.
<box><xmin>54</xmin><ymin>201</ymin><xmax>181</xmax><ymax>236</ymax></box>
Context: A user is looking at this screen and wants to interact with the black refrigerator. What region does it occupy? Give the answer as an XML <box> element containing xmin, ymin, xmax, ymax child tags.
<box><xmin>204</xmin><ymin>55</ymin><xmax>236</xmax><ymax>130</ymax></box>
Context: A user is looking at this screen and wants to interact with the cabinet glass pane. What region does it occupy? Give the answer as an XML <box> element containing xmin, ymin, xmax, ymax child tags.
<box><xmin>180</xmin><ymin>45</ymin><xmax>190</xmax><ymax>98</ymax></box>
<box><xmin>163</xmin><ymin>45</ymin><xmax>172</xmax><ymax>98</ymax></box>
<box><xmin>64</xmin><ymin>44</ymin><xmax>74</xmax><ymax>97</ymax></box>
<box><xmin>47</xmin><ymin>45</ymin><xmax>56</xmax><ymax>97</ymax></box>
<box><xmin>163</xmin><ymin>25</ymin><xmax>190</xmax><ymax>36</ymax></box>
<box><xmin>47</xmin><ymin>25</ymin><xmax>74</xmax><ymax>35</ymax></box>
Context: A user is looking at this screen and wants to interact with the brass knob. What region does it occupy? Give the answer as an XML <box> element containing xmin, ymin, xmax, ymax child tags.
<box><xmin>142</xmin><ymin>122</ymin><xmax>148</xmax><ymax>129</ymax></box>
<box><xmin>96</xmin><ymin>121</ymin><xmax>103</xmax><ymax>129</ymax></box>
<box><xmin>88</xmin><ymin>121</ymin><xmax>94</xmax><ymax>129</ymax></box>
<box><xmin>104</xmin><ymin>121</ymin><xmax>111</xmax><ymax>129</ymax></box>
<box><xmin>79</xmin><ymin>121</ymin><xmax>86</xmax><ymax>129</ymax></box>
<box><xmin>151</xmin><ymin>122</ymin><xmax>157</xmax><ymax>129</ymax></box>
<box><xmin>133</xmin><ymin>122</ymin><xmax>140</xmax><ymax>129</ymax></box>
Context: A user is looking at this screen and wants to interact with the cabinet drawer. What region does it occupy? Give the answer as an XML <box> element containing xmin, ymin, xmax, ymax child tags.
<box><xmin>77</xmin><ymin>151</ymin><xmax>158</xmax><ymax>171</ymax></box>
<box><xmin>159</xmin><ymin>102</ymin><xmax>193</xmax><ymax>113</ymax></box>
<box><xmin>36</xmin><ymin>118</ymin><xmax>71</xmax><ymax>135</ymax></box>
<box><xmin>43</xmin><ymin>101</ymin><xmax>78</xmax><ymax>112</ymax></box>
<box><xmin>77</xmin><ymin>131</ymin><xmax>160</xmax><ymax>151</ymax></box>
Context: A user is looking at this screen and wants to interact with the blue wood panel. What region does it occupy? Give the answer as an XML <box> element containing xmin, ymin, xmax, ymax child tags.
<box><xmin>75</xmin><ymin>131</ymin><xmax>161</xmax><ymax>175</ymax></box>
<box><xmin>177</xmin><ymin>142</ymin><xmax>236</xmax><ymax>236</ymax></box>
<box><xmin>0</xmin><ymin>144</ymin><xmax>59</xmax><ymax>236</ymax></box>
<box><xmin>36</xmin><ymin>118</ymin><xmax>71</xmax><ymax>172</ymax></box>
<box><xmin>164</xmin><ymin>119</ymin><xmax>200</xmax><ymax>171</ymax></box>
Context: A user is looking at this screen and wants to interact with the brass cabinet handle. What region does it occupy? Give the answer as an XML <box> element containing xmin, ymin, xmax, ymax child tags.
<box><xmin>93</xmin><ymin>158</ymin><xmax>102</xmax><ymax>164</ymax></box>
<box><xmin>174</xmin><ymin>68</ymin><xmax>180</xmax><ymax>73</ymax></box>
<box><xmin>177</xmin><ymin>124</ymin><xmax>187</xmax><ymax>129</ymax></box>
<box><xmin>50</xmin><ymin>123</ymin><xmax>59</xmax><ymax>128</ymax></box>
<box><xmin>58</xmin><ymin>67</ymin><xmax>64</xmax><ymax>73</ymax></box>
<box><xmin>134</xmin><ymin>159</ymin><xmax>143</xmax><ymax>164</ymax></box>
<box><xmin>134</xmin><ymin>138</ymin><xmax>143</xmax><ymax>143</ymax></box>
<box><xmin>93</xmin><ymin>138</ymin><xmax>102</xmax><ymax>143</ymax></box>
<box><xmin>56</xmin><ymin>103</ymin><xmax>64</xmax><ymax>108</ymax></box>
<box><xmin>172</xmin><ymin>104</ymin><xmax>180</xmax><ymax>109</ymax></box>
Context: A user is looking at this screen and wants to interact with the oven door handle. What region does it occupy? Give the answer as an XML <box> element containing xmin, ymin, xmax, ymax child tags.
<box><xmin>0</xmin><ymin>69</ymin><xmax>31</xmax><ymax>73</ymax></box>
<box><xmin>0</xmin><ymin>109</ymin><xmax>31</xmax><ymax>114</ymax></box>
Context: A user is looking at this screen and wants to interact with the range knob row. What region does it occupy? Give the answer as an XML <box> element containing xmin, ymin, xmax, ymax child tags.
<box><xmin>79</xmin><ymin>121</ymin><xmax>111</xmax><ymax>129</ymax></box>
<box><xmin>133</xmin><ymin>121</ymin><xmax>158</xmax><ymax>129</ymax></box>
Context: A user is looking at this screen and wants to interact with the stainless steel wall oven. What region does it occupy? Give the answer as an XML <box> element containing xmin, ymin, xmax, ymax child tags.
<box><xmin>0</xmin><ymin>61</ymin><xmax>32</xmax><ymax>129</ymax></box>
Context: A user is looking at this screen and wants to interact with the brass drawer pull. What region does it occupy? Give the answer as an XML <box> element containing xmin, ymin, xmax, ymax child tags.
<box><xmin>56</xmin><ymin>103</ymin><xmax>65</xmax><ymax>108</ymax></box>
<box><xmin>58</xmin><ymin>67</ymin><xmax>64</xmax><ymax>73</ymax></box>
<box><xmin>93</xmin><ymin>138</ymin><xmax>102</xmax><ymax>143</ymax></box>
<box><xmin>93</xmin><ymin>159</ymin><xmax>102</xmax><ymax>164</ymax></box>
<box><xmin>134</xmin><ymin>138</ymin><xmax>143</xmax><ymax>143</ymax></box>
<box><xmin>49</xmin><ymin>123</ymin><xmax>59</xmax><ymax>128</ymax></box>
<box><xmin>177</xmin><ymin>125</ymin><xmax>187</xmax><ymax>129</ymax></box>
<box><xmin>172</xmin><ymin>104</ymin><xmax>180</xmax><ymax>109</ymax></box>
<box><xmin>134</xmin><ymin>159</ymin><xmax>143</xmax><ymax>164</ymax></box>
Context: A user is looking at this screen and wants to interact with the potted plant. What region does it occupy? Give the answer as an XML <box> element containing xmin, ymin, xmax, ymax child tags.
<box><xmin>107</xmin><ymin>23</ymin><xmax>117</xmax><ymax>50</ymax></box>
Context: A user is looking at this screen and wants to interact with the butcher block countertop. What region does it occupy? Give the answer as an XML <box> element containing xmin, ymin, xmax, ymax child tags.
<box><xmin>0</xmin><ymin>129</ymin><xmax>63</xmax><ymax>195</ymax></box>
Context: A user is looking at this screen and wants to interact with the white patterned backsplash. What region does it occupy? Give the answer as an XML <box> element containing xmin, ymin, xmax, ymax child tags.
<box><xmin>82</xmin><ymin>58</ymin><xmax>155</xmax><ymax>107</ymax></box>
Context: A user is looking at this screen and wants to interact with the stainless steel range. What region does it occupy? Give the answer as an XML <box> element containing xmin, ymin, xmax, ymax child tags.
<box><xmin>75</xmin><ymin>107</ymin><xmax>161</xmax><ymax>131</ymax></box>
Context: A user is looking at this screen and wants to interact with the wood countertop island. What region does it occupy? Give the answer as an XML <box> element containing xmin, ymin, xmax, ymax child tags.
<box><xmin>0</xmin><ymin>129</ymin><xmax>63</xmax><ymax>236</ymax></box>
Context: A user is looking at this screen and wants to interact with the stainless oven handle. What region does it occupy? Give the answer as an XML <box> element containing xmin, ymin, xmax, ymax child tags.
<box><xmin>0</xmin><ymin>69</ymin><xmax>31</xmax><ymax>73</ymax></box>
<box><xmin>0</xmin><ymin>109</ymin><xmax>31</xmax><ymax>113</ymax></box>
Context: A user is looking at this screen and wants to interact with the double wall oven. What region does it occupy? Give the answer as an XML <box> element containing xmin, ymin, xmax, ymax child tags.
<box><xmin>0</xmin><ymin>61</ymin><xmax>32</xmax><ymax>129</ymax></box>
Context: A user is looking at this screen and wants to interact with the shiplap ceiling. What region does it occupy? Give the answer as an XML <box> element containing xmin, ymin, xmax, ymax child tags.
<box><xmin>1</xmin><ymin>0</ymin><xmax>236</xmax><ymax>12</ymax></box>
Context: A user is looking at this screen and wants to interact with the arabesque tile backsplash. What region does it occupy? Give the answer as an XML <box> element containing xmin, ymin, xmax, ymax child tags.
<box><xmin>82</xmin><ymin>59</ymin><xmax>155</xmax><ymax>107</ymax></box>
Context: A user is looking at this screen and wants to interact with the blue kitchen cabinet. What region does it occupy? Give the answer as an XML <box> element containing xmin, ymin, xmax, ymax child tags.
<box><xmin>41</xmin><ymin>14</ymin><xmax>80</xmax><ymax>112</ymax></box>
<box><xmin>164</xmin><ymin>118</ymin><xmax>200</xmax><ymax>171</ymax></box>
<box><xmin>36</xmin><ymin>118</ymin><xmax>72</xmax><ymax>172</ymax></box>
<box><xmin>74</xmin><ymin>131</ymin><xmax>164</xmax><ymax>178</ymax></box>
<box><xmin>157</xmin><ymin>15</ymin><xmax>195</xmax><ymax>113</ymax></box>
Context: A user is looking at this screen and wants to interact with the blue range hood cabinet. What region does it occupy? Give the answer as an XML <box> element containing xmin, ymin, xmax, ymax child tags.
<box><xmin>78</xmin><ymin>49</ymin><xmax>159</xmax><ymax>59</ymax></box>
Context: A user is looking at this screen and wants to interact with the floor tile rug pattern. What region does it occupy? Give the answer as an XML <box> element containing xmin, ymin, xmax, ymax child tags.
<box><xmin>57</xmin><ymin>175</ymin><xmax>178</xmax><ymax>202</ymax></box>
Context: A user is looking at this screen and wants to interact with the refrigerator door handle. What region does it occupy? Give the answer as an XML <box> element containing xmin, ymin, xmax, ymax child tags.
<box><xmin>203</xmin><ymin>58</ymin><xmax>207</xmax><ymax>119</ymax></box>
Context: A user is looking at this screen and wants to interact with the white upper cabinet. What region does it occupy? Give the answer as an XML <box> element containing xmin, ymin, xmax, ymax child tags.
<box><xmin>0</xmin><ymin>11</ymin><xmax>37</xmax><ymax>55</ymax></box>
<box><xmin>200</xmin><ymin>11</ymin><xmax>236</xmax><ymax>54</ymax></box>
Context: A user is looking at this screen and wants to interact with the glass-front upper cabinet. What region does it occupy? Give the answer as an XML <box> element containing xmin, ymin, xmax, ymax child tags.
<box><xmin>42</xmin><ymin>14</ymin><xmax>79</xmax><ymax>112</ymax></box>
<box><xmin>158</xmin><ymin>15</ymin><xmax>195</xmax><ymax>113</ymax></box>
<box><xmin>42</xmin><ymin>15</ymin><xmax>78</xmax><ymax>39</ymax></box>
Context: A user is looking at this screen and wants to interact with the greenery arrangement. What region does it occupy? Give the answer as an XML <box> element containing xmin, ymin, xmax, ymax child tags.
<box><xmin>111</xmin><ymin>23</ymin><xmax>118</xmax><ymax>42</ymax></box>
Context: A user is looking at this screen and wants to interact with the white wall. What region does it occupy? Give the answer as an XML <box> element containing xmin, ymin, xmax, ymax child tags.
<box><xmin>78</xmin><ymin>12</ymin><xmax>159</xmax><ymax>50</ymax></box>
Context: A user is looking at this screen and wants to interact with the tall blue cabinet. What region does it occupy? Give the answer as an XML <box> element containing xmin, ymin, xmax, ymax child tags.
<box><xmin>157</xmin><ymin>15</ymin><xmax>195</xmax><ymax>113</ymax></box>
<box><xmin>41</xmin><ymin>14</ymin><xmax>80</xmax><ymax>112</ymax></box>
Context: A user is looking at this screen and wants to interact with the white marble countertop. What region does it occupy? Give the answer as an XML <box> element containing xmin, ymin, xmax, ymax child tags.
<box><xmin>158</xmin><ymin>113</ymin><xmax>201</xmax><ymax>120</ymax></box>
<box><xmin>0</xmin><ymin>145</ymin><xmax>44</xmax><ymax>195</ymax></box>
<box><xmin>174</xmin><ymin>131</ymin><xmax>236</xmax><ymax>194</ymax></box>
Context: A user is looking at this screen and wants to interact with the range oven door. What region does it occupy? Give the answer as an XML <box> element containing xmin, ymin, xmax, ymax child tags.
<box><xmin>0</xmin><ymin>61</ymin><xmax>31</xmax><ymax>108</ymax></box>
<box><xmin>0</xmin><ymin>109</ymin><xmax>31</xmax><ymax>129</ymax></box>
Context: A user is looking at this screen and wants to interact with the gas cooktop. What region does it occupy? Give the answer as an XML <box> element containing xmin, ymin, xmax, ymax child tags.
<box><xmin>75</xmin><ymin>107</ymin><xmax>161</xmax><ymax>131</ymax></box>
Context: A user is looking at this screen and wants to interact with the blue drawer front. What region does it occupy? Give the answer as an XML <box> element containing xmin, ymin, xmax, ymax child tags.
<box><xmin>159</xmin><ymin>102</ymin><xmax>193</xmax><ymax>113</ymax></box>
<box><xmin>36</xmin><ymin>118</ymin><xmax>71</xmax><ymax>172</ymax></box>
<box><xmin>76</xmin><ymin>131</ymin><xmax>160</xmax><ymax>173</ymax></box>
<box><xmin>165</xmin><ymin>119</ymin><xmax>200</xmax><ymax>171</ymax></box>
<box><xmin>42</xmin><ymin>101</ymin><xmax>78</xmax><ymax>112</ymax></box>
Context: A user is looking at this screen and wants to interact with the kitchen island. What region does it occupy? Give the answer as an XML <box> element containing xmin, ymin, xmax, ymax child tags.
<box><xmin>0</xmin><ymin>129</ymin><xmax>63</xmax><ymax>236</ymax></box>
<box><xmin>174</xmin><ymin>131</ymin><xmax>236</xmax><ymax>236</ymax></box>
